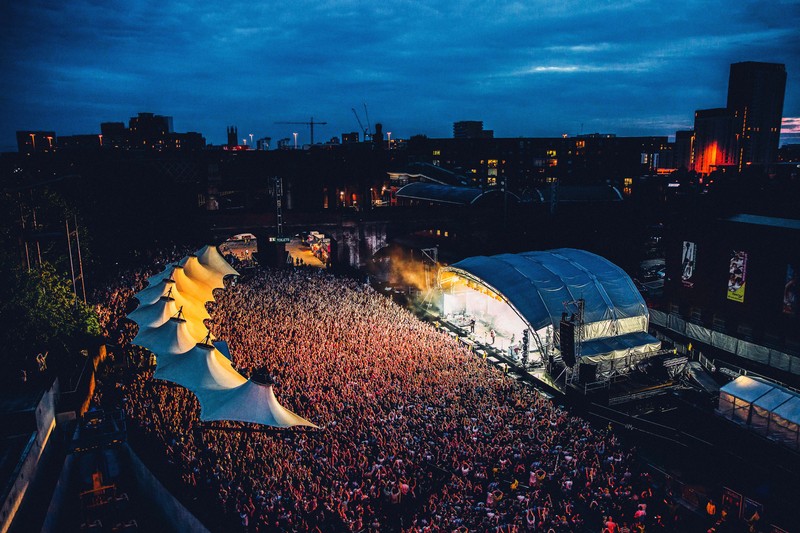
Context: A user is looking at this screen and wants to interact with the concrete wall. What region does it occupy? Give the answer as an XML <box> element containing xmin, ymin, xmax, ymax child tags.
<box><xmin>1</xmin><ymin>379</ymin><xmax>58</xmax><ymax>533</ymax></box>
<box><xmin>122</xmin><ymin>445</ymin><xmax>209</xmax><ymax>533</ymax></box>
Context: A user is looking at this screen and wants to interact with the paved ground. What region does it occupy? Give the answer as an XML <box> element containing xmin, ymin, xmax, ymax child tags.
<box><xmin>285</xmin><ymin>239</ymin><xmax>325</xmax><ymax>268</ymax></box>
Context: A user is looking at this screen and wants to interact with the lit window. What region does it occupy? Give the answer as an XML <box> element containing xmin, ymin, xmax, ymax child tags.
<box><xmin>432</xmin><ymin>149</ymin><xmax>441</xmax><ymax>156</ymax></box>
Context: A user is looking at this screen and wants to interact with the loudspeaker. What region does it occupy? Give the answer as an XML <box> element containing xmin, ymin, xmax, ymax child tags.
<box><xmin>560</xmin><ymin>320</ymin><xmax>576</xmax><ymax>367</ymax></box>
<box><xmin>579</xmin><ymin>363</ymin><xmax>597</xmax><ymax>383</ymax></box>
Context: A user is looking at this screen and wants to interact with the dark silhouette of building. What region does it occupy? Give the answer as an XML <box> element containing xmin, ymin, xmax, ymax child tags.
<box><xmin>16</xmin><ymin>131</ymin><xmax>56</xmax><ymax>154</ymax></box>
<box><xmin>227</xmin><ymin>126</ymin><xmax>238</xmax><ymax>147</ymax></box>
<box><xmin>692</xmin><ymin>109</ymin><xmax>737</xmax><ymax>174</ymax></box>
<box><xmin>58</xmin><ymin>134</ymin><xmax>102</xmax><ymax>151</ymax></box>
<box><xmin>727</xmin><ymin>62</ymin><xmax>787</xmax><ymax>168</ymax></box>
<box><xmin>100</xmin><ymin>122</ymin><xmax>126</xmax><ymax>149</ymax></box>
<box><xmin>342</xmin><ymin>132</ymin><xmax>359</xmax><ymax>144</ymax></box>
<box><xmin>674</xmin><ymin>130</ymin><xmax>694</xmax><ymax>171</ymax></box>
<box><xmin>128</xmin><ymin>112</ymin><xmax>173</xmax><ymax>149</ymax></box>
<box><xmin>453</xmin><ymin>121</ymin><xmax>493</xmax><ymax>139</ymax></box>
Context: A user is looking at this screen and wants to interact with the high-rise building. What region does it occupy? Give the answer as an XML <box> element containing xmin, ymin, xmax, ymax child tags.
<box><xmin>692</xmin><ymin>109</ymin><xmax>737</xmax><ymax>174</ymax></box>
<box><xmin>674</xmin><ymin>130</ymin><xmax>694</xmax><ymax>171</ymax></box>
<box><xmin>453</xmin><ymin>121</ymin><xmax>494</xmax><ymax>139</ymax></box>
<box><xmin>128</xmin><ymin>112</ymin><xmax>173</xmax><ymax>149</ymax></box>
<box><xmin>727</xmin><ymin>61</ymin><xmax>786</xmax><ymax>167</ymax></box>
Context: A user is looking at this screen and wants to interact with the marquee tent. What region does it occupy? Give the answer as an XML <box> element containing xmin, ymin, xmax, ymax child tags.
<box><xmin>197</xmin><ymin>244</ymin><xmax>239</xmax><ymax>277</ymax></box>
<box><xmin>134</xmin><ymin>279</ymin><xmax>211</xmax><ymax>324</ymax></box>
<box><xmin>128</xmin><ymin>244</ymin><xmax>315</xmax><ymax>429</ymax></box>
<box><xmin>180</xmin><ymin>255</ymin><xmax>227</xmax><ymax>291</ymax></box>
<box><xmin>717</xmin><ymin>375</ymin><xmax>800</xmax><ymax>450</ymax></box>
<box><xmin>199</xmin><ymin>380</ymin><xmax>318</xmax><ymax>428</ymax></box>
<box><xmin>172</xmin><ymin>264</ymin><xmax>218</xmax><ymax>304</ymax></box>
<box><xmin>154</xmin><ymin>341</ymin><xmax>246</xmax><ymax>393</ymax></box>
<box><xmin>129</xmin><ymin>296</ymin><xmax>211</xmax><ymax>342</ymax></box>
<box><xmin>132</xmin><ymin>317</ymin><xmax>199</xmax><ymax>357</ymax></box>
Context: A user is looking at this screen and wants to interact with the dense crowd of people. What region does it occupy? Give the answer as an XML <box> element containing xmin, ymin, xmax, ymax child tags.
<box><xmin>95</xmin><ymin>260</ymin><xmax>686</xmax><ymax>532</ymax></box>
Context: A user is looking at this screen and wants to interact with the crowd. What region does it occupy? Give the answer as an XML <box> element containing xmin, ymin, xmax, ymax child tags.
<box><xmin>96</xmin><ymin>262</ymin><xmax>685</xmax><ymax>532</ymax></box>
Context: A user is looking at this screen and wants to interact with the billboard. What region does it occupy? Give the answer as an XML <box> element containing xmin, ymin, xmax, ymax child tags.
<box><xmin>727</xmin><ymin>250</ymin><xmax>747</xmax><ymax>303</ymax></box>
<box><xmin>784</xmin><ymin>264</ymin><xmax>798</xmax><ymax>315</ymax></box>
<box><xmin>681</xmin><ymin>241</ymin><xmax>697</xmax><ymax>288</ymax></box>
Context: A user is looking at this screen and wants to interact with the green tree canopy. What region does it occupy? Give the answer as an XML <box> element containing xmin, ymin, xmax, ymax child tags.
<box><xmin>0</xmin><ymin>261</ymin><xmax>100</xmax><ymax>369</ymax></box>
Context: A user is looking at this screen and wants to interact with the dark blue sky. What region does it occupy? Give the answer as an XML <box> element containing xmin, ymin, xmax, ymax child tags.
<box><xmin>2</xmin><ymin>0</ymin><xmax>799</xmax><ymax>151</ymax></box>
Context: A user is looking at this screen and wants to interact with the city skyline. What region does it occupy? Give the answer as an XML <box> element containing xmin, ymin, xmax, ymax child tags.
<box><xmin>2</xmin><ymin>1</ymin><xmax>799</xmax><ymax>150</ymax></box>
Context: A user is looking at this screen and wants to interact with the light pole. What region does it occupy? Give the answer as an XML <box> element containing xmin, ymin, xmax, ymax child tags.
<box><xmin>29</xmin><ymin>133</ymin><xmax>36</xmax><ymax>152</ymax></box>
<box><xmin>293</xmin><ymin>132</ymin><xmax>298</xmax><ymax>149</ymax></box>
<box><xmin>387</xmin><ymin>131</ymin><xmax>392</xmax><ymax>148</ymax></box>
<box><xmin>249</xmin><ymin>133</ymin><xmax>254</xmax><ymax>146</ymax></box>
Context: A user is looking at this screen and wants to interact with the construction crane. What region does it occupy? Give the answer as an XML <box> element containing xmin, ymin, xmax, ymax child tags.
<box><xmin>274</xmin><ymin>117</ymin><xmax>327</xmax><ymax>145</ymax></box>
<box><xmin>350</xmin><ymin>104</ymin><xmax>372</xmax><ymax>142</ymax></box>
<box><xmin>351</xmin><ymin>108</ymin><xmax>367</xmax><ymax>141</ymax></box>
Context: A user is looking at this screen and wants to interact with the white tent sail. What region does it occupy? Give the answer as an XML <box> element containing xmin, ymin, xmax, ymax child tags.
<box><xmin>147</xmin><ymin>264</ymin><xmax>178</xmax><ymax>288</ymax></box>
<box><xmin>196</xmin><ymin>244</ymin><xmax>239</xmax><ymax>277</ymax></box>
<box><xmin>132</xmin><ymin>317</ymin><xmax>198</xmax><ymax>357</ymax></box>
<box><xmin>134</xmin><ymin>280</ymin><xmax>211</xmax><ymax>323</ymax></box>
<box><xmin>172</xmin><ymin>265</ymin><xmax>217</xmax><ymax>304</ymax></box>
<box><xmin>198</xmin><ymin>380</ymin><xmax>317</xmax><ymax>428</ymax></box>
<box><xmin>181</xmin><ymin>255</ymin><xmax>227</xmax><ymax>291</ymax></box>
<box><xmin>128</xmin><ymin>296</ymin><xmax>179</xmax><ymax>329</ymax></box>
<box><xmin>154</xmin><ymin>342</ymin><xmax>246</xmax><ymax>392</ymax></box>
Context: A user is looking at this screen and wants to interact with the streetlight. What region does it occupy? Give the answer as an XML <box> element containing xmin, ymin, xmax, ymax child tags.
<box><xmin>242</xmin><ymin>138</ymin><xmax>247</xmax><ymax>146</ymax></box>
<box><xmin>249</xmin><ymin>133</ymin><xmax>254</xmax><ymax>146</ymax></box>
<box><xmin>293</xmin><ymin>132</ymin><xmax>298</xmax><ymax>149</ymax></box>
<box><xmin>387</xmin><ymin>131</ymin><xmax>392</xmax><ymax>147</ymax></box>
<box><xmin>29</xmin><ymin>133</ymin><xmax>36</xmax><ymax>152</ymax></box>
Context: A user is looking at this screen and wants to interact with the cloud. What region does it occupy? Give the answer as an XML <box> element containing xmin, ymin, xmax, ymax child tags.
<box><xmin>0</xmin><ymin>0</ymin><xmax>798</xmax><ymax>145</ymax></box>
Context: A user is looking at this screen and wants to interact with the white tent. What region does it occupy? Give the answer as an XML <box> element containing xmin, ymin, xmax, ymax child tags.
<box><xmin>717</xmin><ymin>375</ymin><xmax>775</xmax><ymax>425</ymax></box>
<box><xmin>172</xmin><ymin>265</ymin><xmax>217</xmax><ymax>304</ymax></box>
<box><xmin>180</xmin><ymin>255</ymin><xmax>227</xmax><ymax>291</ymax></box>
<box><xmin>196</xmin><ymin>244</ymin><xmax>239</xmax><ymax>277</ymax></box>
<box><xmin>717</xmin><ymin>375</ymin><xmax>800</xmax><ymax>451</ymax></box>
<box><xmin>133</xmin><ymin>280</ymin><xmax>211</xmax><ymax>324</ymax></box>
<box><xmin>751</xmin><ymin>387</ymin><xmax>793</xmax><ymax>436</ymax></box>
<box><xmin>154</xmin><ymin>342</ymin><xmax>246</xmax><ymax>392</ymax></box>
<box><xmin>198</xmin><ymin>379</ymin><xmax>318</xmax><ymax>428</ymax></box>
<box><xmin>770</xmin><ymin>396</ymin><xmax>800</xmax><ymax>451</ymax></box>
<box><xmin>147</xmin><ymin>264</ymin><xmax>178</xmax><ymax>288</ymax></box>
<box><xmin>126</xmin><ymin>244</ymin><xmax>316</xmax><ymax>429</ymax></box>
<box><xmin>128</xmin><ymin>295</ymin><xmax>179</xmax><ymax>327</ymax></box>
<box><xmin>132</xmin><ymin>317</ymin><xmax>198</xmax><ymax>356</ymax></box>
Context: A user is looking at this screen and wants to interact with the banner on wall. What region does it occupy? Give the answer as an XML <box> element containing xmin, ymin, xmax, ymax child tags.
<box><xmin>784</xmin><ymin>264</ymin><xmax>798</xmax><ymax>315</ymax></box>
<box><xmin>727</xmin><ymin>250</ymin><xmax>747</xmax><ymax>303</ymax></box>
<box><xmin>681</xmin><ymin>241</ymin><xmax>697</xmax><ymax>288</ymax></box>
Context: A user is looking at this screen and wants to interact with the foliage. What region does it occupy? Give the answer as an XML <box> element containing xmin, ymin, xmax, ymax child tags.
<box><xmin>0</xmin><ymin>261</ymin><xmax>100</xmax><ymax>367</ymax></box>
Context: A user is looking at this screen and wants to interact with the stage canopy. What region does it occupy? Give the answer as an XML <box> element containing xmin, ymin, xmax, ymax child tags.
<box><xmin>439</xmin><ymin>248</ymin><xmax>660</xmax><ymax>372</ymax></box>
<box><xmin>128</xmin><ymin>245</ymin><xmax>316</xmax><ymax>429</ymax></box>
<box><xmin>718</xmin><ymin>375</ymin><xmax>800</xmax><ymax>450</ymax></box>
<box><xmin>395</xmin><ymin>182</ymin><xmax>520</xmax><ymax>206</ymax></box>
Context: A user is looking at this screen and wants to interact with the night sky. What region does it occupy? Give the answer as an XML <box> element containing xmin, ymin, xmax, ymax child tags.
<box><xmin>1</xmin><ymin>0</ymin><xmax>799</xmax><ymax>151</ymax></box>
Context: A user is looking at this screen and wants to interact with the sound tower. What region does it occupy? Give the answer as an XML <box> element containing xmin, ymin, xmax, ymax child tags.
<box><xmin>560</xmin><ymin>319</ymin><xmax>576</xmax><ymax>367</ymax></box>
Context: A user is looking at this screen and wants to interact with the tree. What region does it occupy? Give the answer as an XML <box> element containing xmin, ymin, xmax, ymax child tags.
<box><xmin>0</xmin><ymin>261</ymin><xmax>100</xmax><ymax>371</ymax></box>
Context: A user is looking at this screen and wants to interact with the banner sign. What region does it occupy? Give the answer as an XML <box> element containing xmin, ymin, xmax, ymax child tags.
<box><xmin>681</xmin><ymin>241</ymin><xmax>697</xmax><ymax>288</ymax></box>
<box><xmin>783</xmin><ymin>264</ymin><xmax>798</xmax><ymax>315</ymax></box>
<box><xmin>727</xmin><ymin>250</ymin><xmax>747</xmax><ymax>303</ymax></box>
